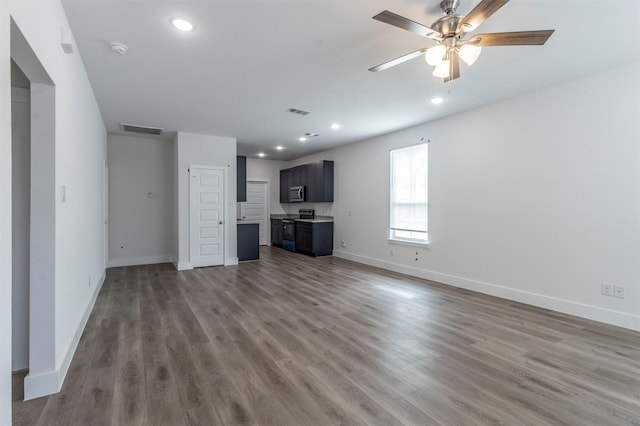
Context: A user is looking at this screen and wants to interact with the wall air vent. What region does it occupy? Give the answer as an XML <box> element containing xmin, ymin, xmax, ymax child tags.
<box><xmin>286</xmin><ymin>107</ymin><xmax>310</xmax><ymax>116</ymax></box>
<box><xmin>119</xmin><ymin>123</ymin><xmax>164</xmax><ymax>135</ymax></box>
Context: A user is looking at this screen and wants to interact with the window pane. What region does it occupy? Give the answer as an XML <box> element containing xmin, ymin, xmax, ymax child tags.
<box><xmin>390</xmin><ymin>143</ymin><xmax>428</xmax><ymax>241</ymax></box>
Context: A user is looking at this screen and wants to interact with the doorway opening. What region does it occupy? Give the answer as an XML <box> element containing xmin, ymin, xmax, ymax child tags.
<box><xmin>11</xmin><ymin>17</ymin><xmax>57</xmax><ymax>401</ymax></box>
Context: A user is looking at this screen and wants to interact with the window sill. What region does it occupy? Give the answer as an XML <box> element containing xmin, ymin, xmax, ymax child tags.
<box><xmin>387</xmin><ymin>238</ymin><xmax>430</xmax><ymax>248</ymax></box>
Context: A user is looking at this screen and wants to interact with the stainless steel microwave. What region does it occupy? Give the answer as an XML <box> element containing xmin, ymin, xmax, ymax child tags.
<box><xmin>289</xmin><ymin>186</ymin><xmax>305</xmax><ymax>202</ymax></box>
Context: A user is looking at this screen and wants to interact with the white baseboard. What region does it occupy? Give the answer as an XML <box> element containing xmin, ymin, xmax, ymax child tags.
<box><xmin>24</xmin><ymin>269</ymin><xmax>106</xmax><ymax>400</ymax></box>
<box><xmin>226</xmin><ymin>257</ymin><xmax>239</xmax><ymax>266</ymax></box>
<box><xmin>333</xmin><ymin>250</ymin><xmax>640</xmax><ymax>331</ymax></box>
<box><xmin>176</xmin><ymin>261</ymin><xmax>193</xmax><ymax>271</ymax></box>
<box><xmin>108</xmin><ymin>255</ymin><xmax>174</xmax><ymax>268</ymax></box>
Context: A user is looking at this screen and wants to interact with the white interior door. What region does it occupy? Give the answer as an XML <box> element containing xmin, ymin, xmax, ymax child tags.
<box><xmin>243</xmin><ymin>181</ymin><xmax>268</xmax><ymax>245</ymax></box>
<box><xmin>190</xmin><ymin>167</ymin><xmax>225</xmax><ymax>267</ymax></box>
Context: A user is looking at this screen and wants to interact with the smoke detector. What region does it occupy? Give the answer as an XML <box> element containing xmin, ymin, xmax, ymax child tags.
<box><xmin>110</xmin><ymin>42</ymin><xmax>128</xmax><ymax>55</ymax></box>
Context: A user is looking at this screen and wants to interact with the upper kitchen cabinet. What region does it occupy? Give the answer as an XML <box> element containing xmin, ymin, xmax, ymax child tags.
<box><xmin>279</xmin><ymin>168</ymin><xmax>292</xmax><ymax>203</ymax></box>
<box><xmin>306</xmin><ymin>161</ymin><xmax>334</xmax><ymax>202</ymax></box>
<box><xmin>237</xmin><ymin>156</ymin><xmax>247</xmax><ymax>202</ymax></box>
<box><xmin>279</xmin><ymin>160</ymin><xmax>334</xmax><ymax>203</ymax></box>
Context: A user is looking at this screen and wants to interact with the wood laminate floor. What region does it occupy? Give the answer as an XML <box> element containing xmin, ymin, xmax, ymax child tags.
<box><xmin>12</xmin><ymin>246</ymin><xmax>640</xmax><ymax>425</ymax></box>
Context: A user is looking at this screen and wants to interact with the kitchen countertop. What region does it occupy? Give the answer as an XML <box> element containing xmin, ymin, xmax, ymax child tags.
<box><xmin>237</xmin><ymin>220</ymin><xmax>260</xmax><ymax>225</ymax></box>
<box><xmin>270</xmin><ymin>214</ymin><xmax>334</xmax><ymax>223</ymax></box>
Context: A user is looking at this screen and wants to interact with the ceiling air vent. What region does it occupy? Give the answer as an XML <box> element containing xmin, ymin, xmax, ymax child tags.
<box><xmin>286</xmin><ymin>107</ymin><xmax>310</xmax><ymax>116</ymax></box>
<box><xmin>119</xmin><ymin>123</ymin><xmax>164</xmax><ymax>135</ymax></box>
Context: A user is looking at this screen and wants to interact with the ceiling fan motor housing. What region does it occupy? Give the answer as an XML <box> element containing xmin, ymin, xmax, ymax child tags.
<box><xmin>432</xmin><ymin>14</ymin><xmax>462</xmax><ymax>36</ymax></box>
<box><xmin>440</xmin><ymin>0</ymin><xmax>460</xmax><ymax>15</ymax></box>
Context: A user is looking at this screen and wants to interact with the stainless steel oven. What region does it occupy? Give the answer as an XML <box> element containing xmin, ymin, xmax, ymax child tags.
<box><xmin>282</xmin><ymin>219</ymin><xmax>295</xmax><ymax>251</ymax></box>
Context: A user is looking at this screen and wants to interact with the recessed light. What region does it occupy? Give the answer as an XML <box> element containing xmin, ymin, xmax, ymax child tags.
<box><xmin>430</xmin><ymin>97</ymin><xmax>444</xmax><ymax>105</ymax></box>
<box><xmin>258</xmin><ymin>152</ymin><xmax>265</xmax><ymax>158</ymax></box>
<box><xmin>331</xmin><ymin>123</ymin><xmax>341</xmax><ymax>130</ymax></box>
<box><xmin>276</xmin><ymin>146</ymin><xmax>284</xmax><ymax>151</ymax></box>
<box><xmin>299</xmin><ymin>137</ymin><xmax>307</xmax><ymax>142</ymax></box>
<box><xmin>171</xmin><ymin>18</ymin><xmax>194</xmax><ymax>31</ymax></box>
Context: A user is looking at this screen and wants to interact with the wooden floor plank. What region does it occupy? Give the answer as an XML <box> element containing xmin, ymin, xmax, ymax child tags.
<box><xmin>12</xmin><ymin>246</ymin><xmax>640</xmax><ymax>425</ymax></box>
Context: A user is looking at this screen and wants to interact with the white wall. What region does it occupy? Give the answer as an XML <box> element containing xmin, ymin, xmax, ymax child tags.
<box><xmin>175</xmin><ymin>132</ymin><xmax>237</xmax><ymax>269</ymax></box>
<box><xmin>1</xmin><ymin>0</ymin><xmax>107</xmax><ymax>408</ymax></box>
<box><xmin>246</xmin><ymin>158</ymin><xmax>286</xmax><ymax>216</ymax></box>
<box><xmin>294</xmin><ymin>61</ymin><xmax>640</xmax><ymax>331</ymax></box>
<box><xmin>107</xmin><ymin>134</ymin><xmax>174</xmax><ymax>267</ymax></box>
<box><xmin>11</xmin><ymin>87</ymin><xmax>30</xmax><ymax>372</ymax></box>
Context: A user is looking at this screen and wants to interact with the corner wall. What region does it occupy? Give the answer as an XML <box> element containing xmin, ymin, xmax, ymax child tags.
<box><xmin>1</xmin><ymin>0</ymin><xmax>107</xmax><ymax>407</ymax></box>
<box><xmin>295</xmin><ymin>61</ymin><xmax>640</xmax><ymax>330</ymax></box>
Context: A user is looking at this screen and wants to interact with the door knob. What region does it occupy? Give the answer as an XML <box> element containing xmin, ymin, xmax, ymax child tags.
<box><xmin>219</xmin><ymin>221</ymin><xmax>224</xmax><ymax>224</ymax></box>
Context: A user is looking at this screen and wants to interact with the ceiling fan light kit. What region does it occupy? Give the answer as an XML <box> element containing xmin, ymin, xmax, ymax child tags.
<box><xmin>370</xmin><ymin>0</ymin><xmax>555</xmax><ymax>82</ymax></box>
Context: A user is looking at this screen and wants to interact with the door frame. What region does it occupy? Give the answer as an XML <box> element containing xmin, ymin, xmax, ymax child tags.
<box><xmin>189</xmin><ymin>165</ymin><xmax>226</xmax><ymax>267</ymax></box>
<box><xmin>247</xmin><ymin>179</ymin><xmax>270</xmax><ymax>245</ymax></box>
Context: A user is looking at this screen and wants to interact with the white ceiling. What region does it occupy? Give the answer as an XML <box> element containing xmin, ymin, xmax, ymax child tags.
<box><xmin>61</xmin><ymin>0</ymin><xmax>640</xmax><ymax>161</ymax></box>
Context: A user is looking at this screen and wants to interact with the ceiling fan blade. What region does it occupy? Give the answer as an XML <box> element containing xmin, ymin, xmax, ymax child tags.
<box><xmin>469</xmin><ymin>30</ymin><xmax>555</xmax><ymax>46</ymax></box>
<box><xmin>369</xmin><ymin>48</ymin><xmax>428</xmax><ymax>72</ymax></box>
<box><xmin>373</xmin><ymin>10</ymin><xmax>439</xmax><ymax>38</ymax></box>
<box><xmin>458</xmin><ymin>0</ymin><xmax>510</xmax><ymax>33</ymax></box>
<box><xmin>444</xmin><ymin>52</ymin><xmax>460</xmax><ymax>82</ymax></box>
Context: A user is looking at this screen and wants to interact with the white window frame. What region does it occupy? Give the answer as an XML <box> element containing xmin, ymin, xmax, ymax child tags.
<box><xmin>389</xmin><ymin>143</ymin><xmax>429</xmax><ymax>245</ymax></box>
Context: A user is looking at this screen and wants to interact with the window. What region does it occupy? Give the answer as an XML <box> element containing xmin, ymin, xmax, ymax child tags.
<box><xmin>390</xmin><ymin>143</ymin><xmax>428</xmax><ymax>244</ymax></box>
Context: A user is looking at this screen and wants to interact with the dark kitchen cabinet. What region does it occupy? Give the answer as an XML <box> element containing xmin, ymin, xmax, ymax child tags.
<box><xmin>279</xmin><ymin>160</ymin><xmax>333</xmax><ymax>203</ymax></box>
<box><xmin>292</xmin><ymin>165</ymin><xmax>307</xmax><ymax>187</ymax></box>
<box><xmin>306</xmin><ymin>161</ymin><xmax>334</xmax><ymax>203</ymax></box>
<box><xmin>237</xmin><ymin>156</ymin><xmax>247</xmax><ymax>202</ymax></box>
<box><xmin>279</xmin><ymin>169</ymin><xmax>292</xmax><ymax>203</ymax></box>
<box><xmin>237</xmin><ymin>223</ymin><xmax>259</xmax><ymax>261</ymax></box>
<box><xmin>270</xmin><ymin>219</ymin><xmax>283</xmax><ymax>246</ymax></box>
<box><xmin>294</xmin><ymin>221</ymin><xmax>333</xmax><ymax>256</ymax></box>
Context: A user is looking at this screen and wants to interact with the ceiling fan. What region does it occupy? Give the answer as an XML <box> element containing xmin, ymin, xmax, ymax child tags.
<box><xmin>369</xmin><ymin>0</ymin><xmax>555</xmax><ymax>82</ymax></box>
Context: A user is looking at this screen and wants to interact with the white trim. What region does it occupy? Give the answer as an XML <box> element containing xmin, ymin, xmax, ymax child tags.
<box><xmin>247</xmin><ymin>179</ymin><xmax>270</xmax><ymax>246</ymax></box>
<box><xmin>24</xmin><ymin>270</ymin><xmax>106</xmax><ymax>400</ymax></box>
<box><xmin>226</xmin><ymin>257</ymin><xmax>239</xmax><ymax>266</ymax></box>
<box><xmin>189</xmin><ymin>165</ymin><xmax>226</xmax><ymax>268</ymax></box>
<box><xmin>176</xmin><ymin>261</ymin><xmax>193</xmax><ymax>271</ymax></box>
<box><xmin>333</xmin><ymin>250</ymin><xmax>640</xmax><ymax>331</ymax></box>
<box><xmin>387</xmin><ymin>238</ymin><xmax>430</xmax><ymax>248</ymax></box>
<box><xmin>108</xmin><ymin>255</ymin><xmax>174</xmax><ymax>268</ymax></box>
<box><xmin>11</xmin><ymin>86</ymin><xmax>29</xmax><ymax>103</ymax></box>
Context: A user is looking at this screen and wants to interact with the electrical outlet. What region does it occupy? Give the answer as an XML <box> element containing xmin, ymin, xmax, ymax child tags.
<box><xmin>341</xmin><ymin>240</ymin><xmax>346</xmax><ymax>248</ymax></box>
<box><xmin>88</xmin><ymin>275</ymin><xmax>91</xmax><ymax>288</ymax></box>
<box><xmin>613</xmin><ymin>285</ymin><xmax>625</xmax><ymax>299</ymax></box>
<box><xmin>389</xmin><ymin>249</ymin><xmax>394</xmax><ymax>256</ymax></box>
<box><xmin>601</xmin><ymin>282</ymin><xmax>613</xmax><ymax>296</ymax></box>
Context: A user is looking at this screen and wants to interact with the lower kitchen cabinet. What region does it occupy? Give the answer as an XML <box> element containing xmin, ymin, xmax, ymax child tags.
<box><xmin>270</xmin><ymin>219</ymin><xmax>283</xmax><ymax>246</ymax></box>
<box><xmin>237</xmin><ymin>223</ymin><xmax>259</xmax><ymax>261</ymax></box>
<box><xmin>295</xmin><ymin>221</ymin><xmax>333</xmax><ymax>256</ymax></box>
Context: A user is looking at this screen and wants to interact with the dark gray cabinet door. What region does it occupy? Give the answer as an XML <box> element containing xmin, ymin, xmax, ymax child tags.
<box><xmin>270</xmin><ymin>219</ymin><xmax>283</xmax><ymax>245</ymax></box>
<box><xmin>237</xmin><ymin>156</ymin><xmax>247</xmax><ymax>202</ymax></box>
<box><xmin>279</xmin><ymin>169</ymin><xmax>291</xmax><ymax>203</ymax></box>
<box><xmin>305</xmin><ymin>161</ymin><xmax>334</xmax><ymax>202</ymax></box>
<box><xmin>294</xmin><ymin>221</ymin><xmax>333</xmax><ymax>256</ymax></box>
<box><xmin>295</xmin><ymin>222</ymin><xmax>313</xmax><ymax>254</ymax></box>
<box><xmin>237</xmin><ymin>223</ymin><xmax>259</xmax><ymax>261</ymax></box>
